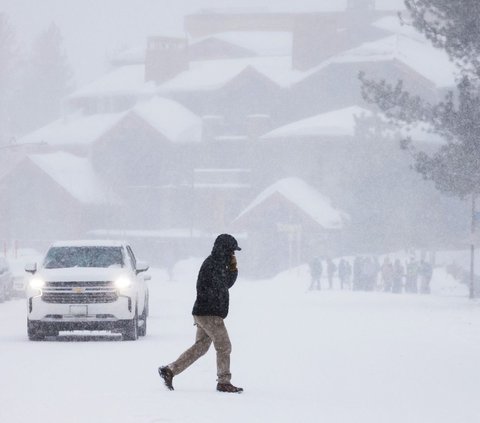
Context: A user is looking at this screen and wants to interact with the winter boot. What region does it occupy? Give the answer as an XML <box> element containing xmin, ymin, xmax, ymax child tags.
<box><xmin>216</xmin><ymin>383</ymin><xmax>243</xmax><ymax>393</ymax></box>
<box><xmin>158</xmin><ymin>366</ymin><xmax>174</xmax><ymax>391</ymax></box>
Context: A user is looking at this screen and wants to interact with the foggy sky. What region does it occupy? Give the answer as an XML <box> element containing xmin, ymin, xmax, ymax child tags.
<box><xmin>2</xmin><ymin>0</ymin><xmax>404</xmax><ymax>85</ymax></box>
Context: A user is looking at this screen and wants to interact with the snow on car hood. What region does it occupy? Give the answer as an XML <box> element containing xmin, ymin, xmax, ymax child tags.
<box><xmin>37</xmin><ymin>267</ymin><xmax>130</xmax><ymax>282</ymax></box>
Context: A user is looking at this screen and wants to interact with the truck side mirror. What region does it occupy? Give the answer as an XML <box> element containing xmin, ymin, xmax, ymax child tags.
<box><xmin>136</xmin><ymin>261</ymin><xmax>149</xmax><ymax>274</ymax></box>
<box><xmin>25</xmin><ymin>263</ymin><xmax>37</xmax><ymax>274</ymax></box>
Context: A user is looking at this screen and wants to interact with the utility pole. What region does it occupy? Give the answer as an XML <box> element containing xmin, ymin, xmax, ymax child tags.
<box><xmin>470</xmin><ymin>193</ymin><xmax>476</xmax><ymax>299</ymax></box>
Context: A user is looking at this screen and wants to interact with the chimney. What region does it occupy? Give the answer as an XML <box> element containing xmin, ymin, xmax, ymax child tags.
<box><xmin>145</xmin><ymin>36</ymin><xmax>189</xmax><ymax>84</ymax></box>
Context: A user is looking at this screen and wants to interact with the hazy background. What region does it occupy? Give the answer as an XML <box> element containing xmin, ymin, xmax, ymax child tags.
<box><xmin>3</xmin><ymin>0</ymin><xmax>404</xmax><ymax>84</ymax></box>
<box><xmin>1</xmin><ymin>0</ymin><xmax>470</xmax><ymax>279</ymax></box>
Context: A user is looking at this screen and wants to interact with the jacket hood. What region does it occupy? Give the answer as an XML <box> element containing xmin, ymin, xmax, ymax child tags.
<box><xmin>211</xmin><ymin>234</ymin><xmax>241</xmax><ymax>257</ymax></box>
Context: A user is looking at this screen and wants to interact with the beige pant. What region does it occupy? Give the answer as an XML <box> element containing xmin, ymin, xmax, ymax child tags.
<box><xmin>168</xmin><ymin>315</ymin><xmax>232</xmax><ymax>384</ymax></box>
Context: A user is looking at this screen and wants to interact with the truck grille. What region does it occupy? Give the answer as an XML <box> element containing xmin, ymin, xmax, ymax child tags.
<box><xmin>42</xmin><ymin>292</ymin><xmax>118</xmax><ymax>304</ymax></box>
<box><xmin>44</xmin><ymin>281</ymin><xmax>113</xmax><ymax>288</ymax></box>
<box><xmin>41</xmin><ymin>281</ymin><xmax>118</xmax><ymax>304</ymax></box>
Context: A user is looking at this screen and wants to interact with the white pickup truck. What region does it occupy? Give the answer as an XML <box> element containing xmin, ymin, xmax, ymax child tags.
<box><xmin>25</xmin><ymin>240</ymin><xmax>150</xmax><ymax>341</ymax></box>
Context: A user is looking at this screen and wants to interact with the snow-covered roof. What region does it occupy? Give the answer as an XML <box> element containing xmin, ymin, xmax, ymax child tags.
<box><xmin>405</xmin><ymin>123</ymin><xmax>446</xmax><ymax>145</ymax></box>
<box><xmin>88</xmin><ymin>228</ymin><xmax>213</xmax><ymax>239</ymax></box>
<box><xmin>18</xmin><ymin>112</ymin><xmax>126</xmax><ymax>147</ymax></box>
<box><xmin>131</xmin><ymin>97</ymin><xmax>202</xmax><ymax>143</ymax></box>
<box><xmin>69</xmin><ymin>65</ymin><xmax>155</xmax><ymax>98</ymax></box>
<box><xmin>51</xmin><ymin>240</ymin><xmax>126</xmax><ymax>248</ymax></box>
<box><xmin>110</xmin><ymin>46</ymin><xmax>146</xmax><ymax>65</ymax></box>
<box><xmin>262</xmin><ymin>106</ymin><xmax>373</xmax><ymax>140</ymax></box>
<box><xmin>190</xmin><ymin>31</ymin><xmax>293</xmax><ymax>57</ymax></box>
<box><xmin>236</xmin><ymin>177</ymin><xmax>348</xmax><ymax>229</ymax></box>
<box><xmin>197</xmin><ymin>1</ymin><xmax>404</xmax><ymax>14</ymax></box>
<box><xmin>28</xmin><ymin>152</ymin><xmax>117</xmax><ymax>205</ymax></box>
<box><xmin>18</xmin><ymin>97</ymin><xmax>202</xmax><ymax>148</ymax></box>
<box><xmin>331</xmin><ymin>34</ymin><xmax>457</xmax><ymax>88</ymax></box>
<box><xmin>372</xmin><ymin>16</ymin><xmax>426</xmax><ymax>41</ymax></box>
<box><xmin>293</xmin><ymin>32</ymin><xmax>457</xmax><ymax>90</ymax></box>
<box><xmin>158</xmin><ymin>56</ymin><xmax>303</xmax><ymax>92</ymax></box>
<box><xmin>262</xmin><ymin>105</ymin><xmax>446</xmax><ymax>144</ymax></box>
<box><xmin>0</xmin><ymin>152</ymin><xmax>25</xmax><ymax>181</ymax></box>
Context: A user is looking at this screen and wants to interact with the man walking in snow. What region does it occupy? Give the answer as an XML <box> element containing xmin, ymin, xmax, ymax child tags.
<box><xmin>158</xmin><ymin>234</ymin><xmax>243</xmax><ymax>393</ymax></box>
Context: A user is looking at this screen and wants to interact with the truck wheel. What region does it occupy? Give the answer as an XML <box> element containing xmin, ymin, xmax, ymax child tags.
<box><xmin>27</xmin><ymin>320</ymin><xmax>45</xmax><ymax>341</ymax></box>
<box><xmin>138</xmin><ymin>307</ymin><xmax>147</xmax><ymax>337</ymax></box>
<box><xmin>123</xmin><ymin>309</ymin><xmax>138</xmax><ymax>341</ymax></box>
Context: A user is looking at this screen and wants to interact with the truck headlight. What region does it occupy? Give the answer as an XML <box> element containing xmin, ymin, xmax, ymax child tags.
<box><xmin>114</xmin><ymin>277</ymin><xmax>132</xmax><ymax>290</ymax></box>
<box><xmin>29</xmin><ymin>277</ymin><xmax>45</xmax><ymax>290</ymax></box>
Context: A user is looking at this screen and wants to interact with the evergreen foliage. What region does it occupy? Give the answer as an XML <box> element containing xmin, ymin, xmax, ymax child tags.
<box><xmin>405</xmin><ymin>0</ymin><xmax>480</xmax><ymax>77</ymax></box>
<box><xmin>360</xmin><ymin>0</ymin><xmax>480</xmax><ymax>198</ymax></box>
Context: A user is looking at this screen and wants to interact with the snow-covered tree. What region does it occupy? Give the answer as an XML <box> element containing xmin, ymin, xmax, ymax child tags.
<box><xmin>405</xmin><ymin>0</ymin><xmax>480</xmax><ymax>78</ymax></box>
<box><xmin>360</xmin><ymin>0</ymin><xmax>480</xmax><ymax>199</ymax></box>
<box><xmin>20</xmin><ymin>23</ymin><xmax>73</xmax><ymax>132</ymax></box>
<box><xmin>360</xmin><ymin>74</ymin><xmax>480</xmax><ymax>198</ymax></box>
<box><xmin>360</xmin><ymin>0</ymin><xmax>480</xmax><ymax>297</ymax></box>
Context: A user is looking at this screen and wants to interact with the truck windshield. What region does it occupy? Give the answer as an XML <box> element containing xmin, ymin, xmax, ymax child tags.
<box><xmin>43</xmin><ymin>247</ymin><xmax>124</xmax><ymax>269</ymax></box>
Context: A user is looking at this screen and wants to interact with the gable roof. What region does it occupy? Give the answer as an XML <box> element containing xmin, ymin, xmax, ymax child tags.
<box><xmin>295</xmin><ymin>33</ymin><xmax>457</xmax><ymax>90</ymax></box>
<box><xmin>333</xmin><ymin>35</ymin><xmax>457</xmax><ymax>88</ymax></box>
<box><xmin>158</xmin><ymin>56</ymin><xmax>304</xmax><ymax>93</ymax></box>
<box><xmin>236</xmin><ymin>177</ymin><xmax>348</xmax><ymax>229</ymax></box>
<box><xmin>18</xmin><ymin>96</ymin><xmax>202</xmax><ymax>148</ymax></box>
<box><xmin>17</xmin><ymin>112</ymin><xmax>126</xmax><ymax>147</ymax></box>
<box><xmin>261</xmin><ymin>105</ymin><xmax>446</xmax><ymax>144</ymax></box>
<box><xmin>262</xmin><ymin>106</ymin><xmax>373</xmax><ymax>140</ymax></box>
<box><xmin>69</xmin><ymin>65</ymin><xmax>156</xmax><ymax>99</ymax></box>
<box><xmin>190</xmin><ymin>31</ymin><xmax>293</xmax><ymax>57</ymax></box>
<box><xmin>131</xmin><ymin>97</ymin><xmax>202</xmax><ymax>143</ymax></box>
<box><xmin>28</xmin><ymin>152</ymin><xmax>118</xmax><ymax>205</ymax></box>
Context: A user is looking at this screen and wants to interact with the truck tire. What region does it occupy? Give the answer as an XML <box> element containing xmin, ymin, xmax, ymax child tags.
<box><xmin>122</xmin><ymin>309</ymin><xmax>138</xmax><ymax>341</ymax></box>
<box><xmin>138</xmin><ymin>306</ymin><xmax>147</xmax><ymax>337</ymax></box>
<box><xmin>27</xmin><ymin>320</ymin><xmax>45</xmax><ymax>341</ymax></box>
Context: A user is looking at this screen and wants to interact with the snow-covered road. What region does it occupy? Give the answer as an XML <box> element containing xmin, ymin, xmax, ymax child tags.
<box><xmin>1</xmin><ymin>264</ymin><xmax>479</xmax><ymax>423</ymax></box>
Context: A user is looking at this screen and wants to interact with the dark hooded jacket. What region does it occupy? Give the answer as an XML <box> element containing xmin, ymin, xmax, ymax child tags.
<box><xmin>192</xmin><ymin>234</ymin><xmax>240</xmax><ymax>319</ymax></box>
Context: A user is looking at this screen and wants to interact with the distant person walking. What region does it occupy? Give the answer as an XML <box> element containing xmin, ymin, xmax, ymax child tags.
<box><xmin>309</xmin><ymin>257</ymin><xmax>323</xmax><ymax>290</ymax></box>
<box><xmin>338</xmin><ymin>258</ymin><xmax>352</xmax><ymax>290</ymax></box>
<box><xmin>405</xmin><ymin>257</ymin><xmax>419</xmax><ymax>293</ymax></box>
<box><xmin>363</xmin><ymin>257</ymin><xmax>376</xmax><ymax>291</ymax></box>
<box><xmin>419</xmin><ymin>259</ymin><xmax>433</xmax><ymax>294</ymax></box>
<box><xmin>326</xmin><ymin>258</ymin><xmax>337</xmax><ymax>289</ymax></box>
<box><xmin>353</xmin><ymin>256</ymin><xmax>362</xmax><ymax>290</ymax></box>
<box><xmin>158</xmin><ymin>234</ymin><xmax>243</xmax><ymax>393</ymax></box>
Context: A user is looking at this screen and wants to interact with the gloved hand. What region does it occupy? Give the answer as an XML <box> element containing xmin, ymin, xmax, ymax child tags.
<box><xmin>229</xmin><ymin>253</ymin><xmax>238</xmax><ymax>271</ymax></box>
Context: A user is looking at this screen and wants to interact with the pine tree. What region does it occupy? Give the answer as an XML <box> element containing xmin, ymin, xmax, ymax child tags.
<box><xmin>21</xmin><ymin>23</ymin><xmax>73</xmax><ymax>132</ymax></box>
<box><xmin>360</xmin><ymin>0</ymin><xmax>480</xmax><ymax>199</ymax></box>
<box><xmin>405</xmin><ymin>0</ymin><xmax>480</xmax><ymax>77</ymax></box>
